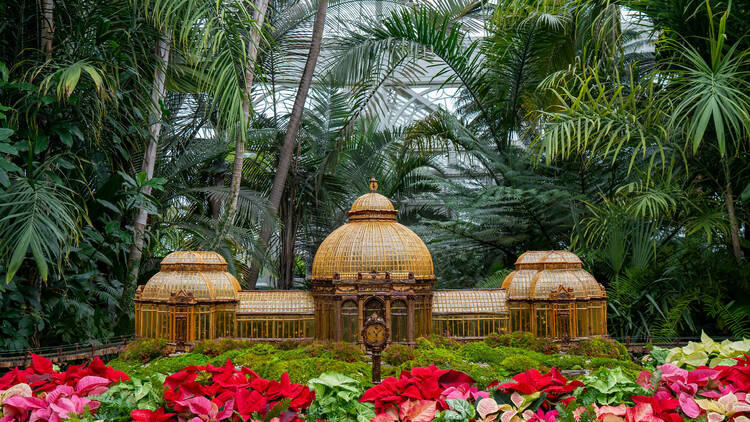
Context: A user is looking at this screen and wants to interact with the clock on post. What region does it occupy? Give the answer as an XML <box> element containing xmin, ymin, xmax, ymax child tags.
<box><xmin>362</xmin><ymin>312</ymin><xmax>389</xmax><ymax>383</ymax></box>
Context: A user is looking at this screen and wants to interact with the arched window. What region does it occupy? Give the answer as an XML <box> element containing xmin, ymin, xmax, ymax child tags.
<box><xmin>342</xmin><ymin>301</ymin><xmax>359</xmax><ymax>343</ymax></box>
<box><xmin>391</xmin><ymin>300</ymin><xmax>408</xmax><ymax>343</ymax></box>
<box><xmin>364</xmin><ymin>298</ymin><xmax>384</xmax><ymax>319</ymax></box>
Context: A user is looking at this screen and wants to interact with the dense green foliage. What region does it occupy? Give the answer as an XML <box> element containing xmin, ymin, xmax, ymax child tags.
<box><xmin>2</xmin><ymin>0</ymin><xmax>750</xmax><ymax>348</ymax></box>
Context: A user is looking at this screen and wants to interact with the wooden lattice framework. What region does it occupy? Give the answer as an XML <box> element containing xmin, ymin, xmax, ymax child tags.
<box><xmin>134</xmin><ymin>251</ymin><xmax>239</xmax><ymax>346</ymax></box>
<box><xmin>501</xmin><ymin>251</ymin><xmax>608</xmax><ymax>340</ymax></box>
<box><xmin>308</xmin><ymin>179</ymin><xmax>436</xmax><ymax>345</ymax></box>
<box><xmin>133</xmin><ymin>196</ymin><xmax>607</xmax><ymax>346</ymax></box>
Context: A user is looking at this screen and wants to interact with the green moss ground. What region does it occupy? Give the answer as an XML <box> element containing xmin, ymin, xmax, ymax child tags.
<box><xmin>109</xmin><ymin>335</ymin><xmax>642</xmax><ymax>388</ymax></box>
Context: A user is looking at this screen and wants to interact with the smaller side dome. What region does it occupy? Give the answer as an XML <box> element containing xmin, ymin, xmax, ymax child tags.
<box><xmin>501</xmin><ymin>270</ymin><xmax>537</xmax><ymax>300</ymax></box>
<box><xmin>503</xmin><ymin>250</ymin><xmax>604</xmax><ymax>301</ymax></box>
<box><xmin>515</xmin><ymin>250</ymin><xmax>581</xmax><ymax>270</ymax></box>
<box><xmin>160</xmin><ymin>250</ymin><xmax>228</xmax><ymax>271</ymax></box>
<box><xmin>139</xmin><ymin>251</ymin><xmax>240</xmax><ymax>302</ymax></box>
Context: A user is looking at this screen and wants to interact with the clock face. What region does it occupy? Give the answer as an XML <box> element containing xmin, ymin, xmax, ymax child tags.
<box><xmin>365</xmin><ymin>323</ymin><xmax>386</xmax><ymax>345</ymax></box>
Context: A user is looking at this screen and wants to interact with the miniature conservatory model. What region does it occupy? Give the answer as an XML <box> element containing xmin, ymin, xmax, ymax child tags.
<box><xmin>134</xmin><ymin>179</ymin><xmax>607</xmax><ymax>347</ymax></box>
<box><xmin>501</xmin><ymin>251</ymin><xmax>608</xmax><ymax>340</ymax></box>
<box><xmin>307</xmin><ymin>178</ymin><xmax>435</xmax><ymax>344</ymax></box>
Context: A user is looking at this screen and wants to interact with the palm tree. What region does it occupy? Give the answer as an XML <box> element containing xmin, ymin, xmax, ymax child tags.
<box><xmin>246</xmin><ymin>0</ymin><xmax>330</xmax><ymax>288</ymax></box>
<box><xmin>126</xmin><ymin>33</ymin><xmax>171</xmax><ymax>291</ymax></box>
<box><xmin>668</xmin><ymin>9</ymin><xmax>750</xmax><ymax>260</ymax></box>
<box><xmin>226</xmin><ymin>0</ymin><xmax>271</xmax><ymax>229</ymax></box>
<box><xmin>535</xmin><ymin>3</ymin><xmax>750</xmax><ymax>260</ymax></box>
<box><xmin>127</xmin><ymin>0</ymin><xmax>260</xmax><ymax>291</ymax></box>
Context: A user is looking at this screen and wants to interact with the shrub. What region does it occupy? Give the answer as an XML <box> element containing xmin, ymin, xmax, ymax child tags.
<box><xmin>121</xmin><ymin>353</ymin><xmax>210</xmax><ymax>378</ymax></box>
<box><xmin>119</xmin><ymin>338</ymin><xmax>169</xmax><ymax>362</ymax></box>
<box><xmin>259</xmin><ymin>357</ymin><xmax>371</xmax><ymax>384</ymax></box>
<box><xmin>484</xmin><ymin>331</ymin><xmax>561</xmax><ymax>354</ymax></box>
<box><xmin>207</xmin><ymin>348</ymin><xmax>247</xmax><ymax>366</ymax></box>
<box><xmin>248</xmin><ymin>343</ymin><xmax>277</xmax><ymax>355</ymax></box>
<box><xmin>539</xmin><ymin>353</ymin><xmax>586</xmax><ymax>370</ymax></box>
<box><xmin>500</xmin><ymin>355</ymin><xmax>547</xmax><ymax>375</ymax></box>
<box><xmin>305</xmin><ymin>341</ymin><xmax>365</xmax><ymax>362</ymax></box>
<box><xmin>415</xmin><ymin>334</ymin><xmax>461</xmax><ymax>350</ymax></box>
<box><xmin>568</xmin><ymin>336</ymin><xmax>630</xmax><ymax>360</ymax></box>
<box><xmin>192</xmin><ymin>338</ymin><xmax>254</xmax><ymax>356</ymax></box>
<box><xmin>383</xmin><ymin>344</ymin><xmax>416</xmax><ymax>366</ymax></box>
<box><xmin>277</xmin><ymin>338</ymin><xmax>309</xmax><ymax>350</ymax></box>
<box><xmin>459</xmin><ymin>341</ymin><xmax>510</xmax><ymax>365</ymax></box>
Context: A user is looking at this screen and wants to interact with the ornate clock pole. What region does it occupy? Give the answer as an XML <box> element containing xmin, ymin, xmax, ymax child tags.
<box><xmin>362</xmin><ymin>313</ymin><xmax>389</xmax><ymax>384</ymax></box>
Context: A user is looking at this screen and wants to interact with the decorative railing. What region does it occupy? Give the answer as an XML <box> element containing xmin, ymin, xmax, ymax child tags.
<box><xmin>0</xmin><ymin>335</ymin><xmax>134</xmax><ymax>368</ymax></box>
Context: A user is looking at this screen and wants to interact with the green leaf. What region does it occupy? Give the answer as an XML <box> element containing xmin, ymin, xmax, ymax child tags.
<box><xmin>33</xmin><ymin>135</ymin><xmax>49</xmax><ymax>154</ymax></box>
<box><xmin>741</xmin><ymin>182</ymin><xmax>750</xmax><ymax>202</ymax></box>
<box><xmin>446</xmin><ymin>399</ymin><xmax>475</xmax><ymax>418</ymax></box>
<box><xmin>0</xmin><ymin>142</ymin><xmax>18</xmax><ymax>154</ymax></box>
<box><xmin>0</xmin><ymin>62</ymin><xmax>8</xmax><ymax>81</ymax></box>
<box><xmin>0</xmin><ymin>158</ymin><xmax>22</xmax><ymax>173</ymax></box>
<box><xmin>0</xmin><ymin>128</ymin><xmax>13</xmax><ymax>141</ymax></box>
<box><xmin>55</xmin><ymin>128</ymin><xmax>73</xmax><ymax>147</ymax></box>
<box><xmin>0</xmin><ymin>168</ymin><xmax>8</xmax><ymax>187</ymax></box>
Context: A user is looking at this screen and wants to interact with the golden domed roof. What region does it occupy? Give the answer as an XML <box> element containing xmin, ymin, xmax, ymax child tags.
<box><xmin>310</xmin><ymin>179</ymin><xmax>434</xmax><ymax>281</ymax></box>
<box><xmin>346</xmin><ymin>178</ymin><xmax>400</xmax><ymax>221</ymax></box>
<box><xmin>139</xmin><ymin>251</ymin><xmax>241</xmax><ymax>302</ymax></box>
<box><xmin>514</xmin><ymin>250</ymin><xmax>582</xmax><ymax>270</ymax></box>
<box><xmin>501</xmin><ymin>250</ymin><xmax>605</xmax><ymax>300</ymax></box>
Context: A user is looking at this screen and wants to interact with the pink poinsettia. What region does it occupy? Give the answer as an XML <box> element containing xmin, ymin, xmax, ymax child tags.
<box><xmin>592</xmin><ymin>403</ymin><xmax>628</xmax><ymax>419</ymax></box>
<box><xmin>0</xmin><ymin>355</ymin><xmax>127</xmax><ymax>422</ymax></box>
<box><xmin>0</xmin><ymin>354</ymin><xmax>128</xmax><ymax>395</ymax></box>
<box><xmin>440</xmin><ymin>385</ymin><xmax>489</xmax><ymax>401</ymax></box>
<box><xmin>370</xmin><ymin>400</ymin><xmax>437</xmax><ymax>422</ymax></box>
<box><xmin>176</xmin><ymin>396</ymin><xmax>234</xmax><ymax>422</ymax></box>
<box><xmin>525</xmin><ymin>408</ymin><xmax>559</xmax><ymax>422</ymax></box>
<box><xmin>2</xmin><ymin>384</ymin><xmax>100</xmax><ymax>422</ymax></box>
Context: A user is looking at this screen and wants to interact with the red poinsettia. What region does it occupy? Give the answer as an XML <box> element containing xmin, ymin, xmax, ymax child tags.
<box><xmin>492</xmin><ymin>367</ymin><xmax>583</xmax><ymax>408</ymax></box>
<box><xmin>0</xmin><ymin>354</ymin><xmax>129</xmax><ymax>394</ymax></box>
<box><xmin>630</xmin><ymin>391</ymin><xmax>682</xmax><ymax>422</ymax></box>
<box><xmin>360</xmin><ymin>365</ymin><xmax>475</xmax><ymax>413</ymax></box>
<box><xmin>131</xmin><ymin>407</ymin><xmax>177</xmax><ymax>422</ymax></box>
<box><xmin>715</xmin><ymin>354</ymin><xmax>750</xmax><ymax>393</ymax></box>
<box><xmin>162</xmin><ymin>360</ymin><xmax>313</xmax><ymax>422</ymax></box>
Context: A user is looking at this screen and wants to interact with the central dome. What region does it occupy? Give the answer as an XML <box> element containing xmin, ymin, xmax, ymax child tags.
<box><xmin>310</xmin><ymin>178</ymin><xmax>434</xmax><ymax>281</ymax></box>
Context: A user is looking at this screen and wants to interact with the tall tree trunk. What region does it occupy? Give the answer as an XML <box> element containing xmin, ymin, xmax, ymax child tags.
<box><xmin>246</xmin><ymin>0</ymin><xmax>329</xmax><ymax>288</ymax></box>
<box><xmin>123</xmin><ymin>34</ymin><xmax>171</xmax><ymax>308</ymax></box>
<box><xmin>211</xmin><ymin>169</ymin><xmax>224</xmax><ymax>220</ymax></box>
<box><xmin>279</xmin><ymin>178</ymin><xmax>297</xmax><ymax>289</ymax></box>
<box><xmin>723</xmin><ymin>158</ymin><xmax>744</xmax><ymax>261</ymax></box>
<box><xmin>40</xmin><ymin>0</ymin><xmax>54</xmax><ymax>57</ymax></box>
<box><xmin>224</xmin><ymin>0</ymin><xmax>270</xmax><ymax>229</ymax></box>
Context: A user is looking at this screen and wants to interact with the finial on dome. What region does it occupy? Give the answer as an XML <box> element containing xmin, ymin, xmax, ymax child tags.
<box><xmin>369</xmin><ymin>177</ymin><xmax>378</xmax><ymax>192</ymax></box>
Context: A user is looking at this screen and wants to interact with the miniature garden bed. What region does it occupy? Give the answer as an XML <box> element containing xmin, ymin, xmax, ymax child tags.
<box><xmin>1</xmin><ymin>333</ymin><xmax>748</xmax><ymax>421</ymax></box>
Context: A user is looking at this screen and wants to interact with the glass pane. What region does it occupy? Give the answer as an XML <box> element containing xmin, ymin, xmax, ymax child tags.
<box><xmin>364</xmin><ymin>298</ymin><xmax>384</xmax><ymax>319</ymax></box>
<box><xmin>342</xmin><ymin>301</ymin><xmax>359</xmax><ymax>343</ymax></box>
<box><xmin>391</xmin><ymin>300</ymin><xmax>408</xmax><ymax>343</ymax></box>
